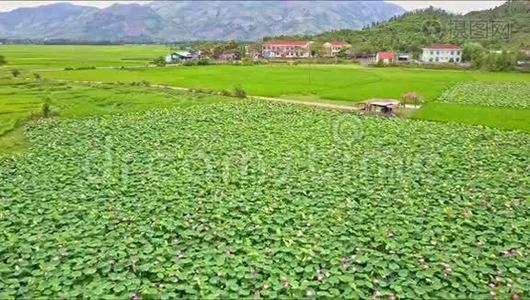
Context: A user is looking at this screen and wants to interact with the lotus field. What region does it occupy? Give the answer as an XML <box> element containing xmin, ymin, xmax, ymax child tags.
<box><xmin>437</xmin><ymin>82</ymin><xmax>530</xmax><ymax>109</ymax></box>
<box><xmin>0</xmin><ymin>102</ymin><xmax>528</xmax><ymax>298</ymax></box>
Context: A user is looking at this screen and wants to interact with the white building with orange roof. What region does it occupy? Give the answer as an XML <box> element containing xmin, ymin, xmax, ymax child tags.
<box><xmin>421</xmin><ymin>44</ymin><xmax>463</xmax><ymax>63</ymax></box>
<box><xmin>262</xmin><ymin>41</ymin><xmax>312</xmax><ymax>58</ymax></box>
<box><xmin>323</xmin><ymin>41</ymin><xmax>352</xmax><ymax>57</ymax></box>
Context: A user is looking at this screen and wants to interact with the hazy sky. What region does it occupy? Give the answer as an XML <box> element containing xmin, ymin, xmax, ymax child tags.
<box><xmin>0</xmin><ymin>1</ymin><xmax>506</xmax><ymax>14</ymax></box>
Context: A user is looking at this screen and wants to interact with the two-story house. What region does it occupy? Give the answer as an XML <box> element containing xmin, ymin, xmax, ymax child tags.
<box><xmin>262</xmin><ymin>41</ymin><xmax>311</xmax><ymax>58</ymax></box>
<box><xmin>323</xmin><ymin>41</ymin><xmax>352</xmax><ymax>57</ymax></box>
<box><xmin>421</xmin><ymin>44</ymin><xmax>463</xmax><ymax>63</ymax></box>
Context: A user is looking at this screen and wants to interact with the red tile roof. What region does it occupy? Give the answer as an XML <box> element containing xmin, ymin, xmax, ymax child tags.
<box><xmin>262</xmin><ymin>41</ymin><xmax>310</xmax><ymax>47</ymax></box>
<box><xmin>327</xmin><ymin>41</ymin><xmax>351</xmax><ymax>47</ymax></box>
<box><xmin>423</xmin><ymin>44</ymin><xmax>462</xmax><ymax>50</ymax></box>
<box><xmin>377</xmin><ymin>52</ymin><xmax>395</xmax><ymax>59</ymax></box>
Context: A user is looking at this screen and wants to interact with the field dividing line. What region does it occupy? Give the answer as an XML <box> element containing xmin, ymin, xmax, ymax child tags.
<box><xmin>44</xmin><ymin>79</ymin><xmax>363</xmax><ymax>112</ymax></box>
<box><xmin>250</xmin><ymin>96</ymin><xmax>361</xmax><ymax>112</ymax></box>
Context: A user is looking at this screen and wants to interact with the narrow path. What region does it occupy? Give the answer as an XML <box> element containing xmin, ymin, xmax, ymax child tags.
<box><xmin>32</xmin><ymin>63</ymin><xmax>184</xmax><ymax>72</ymax></box>
<box><xmin>251</xmin><ymin>96</ymin><xmax>360</xmax><ymax>112</ymax></box>
<box><xmin>43</xmin><ymin>78</ymin><xmax>421</xmax><ymax>112</ymax></box>
<box><xmin>47</xmin><ymin>79</ymin><xmax>365</xmax><ymax>112</ymax></box>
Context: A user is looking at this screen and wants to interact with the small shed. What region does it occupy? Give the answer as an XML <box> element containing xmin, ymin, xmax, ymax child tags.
<box><xmin>360</xmin><ymin>99</ymin><xmax>401</xmax><ymax>116</ymax></box>
<box><xmin>375</xmin><ymin>52</ymin><xmax>396</xmax><ymax>64</ymax></box>
<box><xmin>398</xmin><ymin>53</ymin><xmax>411</xmax><ymax>62</ymax></box>
<box><xmin>165</xmin><ymin>51</ymin><xmax>195</xmax><ymax>63</ymax></box>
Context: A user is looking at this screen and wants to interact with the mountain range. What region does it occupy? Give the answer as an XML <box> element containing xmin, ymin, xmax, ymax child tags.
<box><xmin>0</xmin><ymin>1</ymin><xmax>405</xmax><ymax>42</ymax></box>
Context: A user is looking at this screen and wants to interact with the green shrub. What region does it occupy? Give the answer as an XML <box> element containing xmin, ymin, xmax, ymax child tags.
<box><xmin>369</xmin><ymin>60</ymin><xmax>393</xmax><ymax>68</ymax></box>
<box><xmin>130</xmin><ymin>80</ymin><xmax>150</xmax><ymax>87</ymax></box>
<box><xmin>188</xmin><ymin>87</ymin><xmax>215</xmax><ymax>94</ymax></box>
<box><xmin>152</xmin><ymin>56</ymin><xmax>166</xmax><ymax>67</ymax></box>
<box><xmin>64</xmin><ymin>67</ymin><xmax>74</xmax><ymax>71</ymax></box>
<box><xmin>41</xmin><ymin>96</ymin><xmax>51</xmax><ymax>118</ymax></box>
<box><xmin>197</xmin><ymin>59</ymin><xmax>211</xmax><ymax>66</ymax></box>
<box><xmin>220</xmin><ymin>89</ymin><xmax>234</xmax><ymax>97</ymax></box>
<box><xmin>418</xmin><ymin>63</ymin><xmax>466</xmax><ymax>70</ymax></box>
<box><xmin>75</xmin><ymin>66</ymin><xmax>96</xmax><ymax>70</ymax></box>
<box><xmin>33</xmin><ymin>73</ymin><xmax>41</xmax><ymax>80</ymax></box>
<box><xmin>234</xmin><ymin>59</ymin><xmax>269</xmax><ymax>66</ymax></box>
<box><xmin>11</xmin><ymin>69</ymin><xmax>20</xmax><ymax>78</ymax></box>
<box><xmin>241</xmin><ymin>58</ymin><xmax>253</xmax><ymax>65</ymax></box>
<box><xmin>267</xmin><ymin>59</ymin><xmax>290</xmax><ymax>64</ymax></box>
<box><xmin>196</xmin><ymin>88</ymin><xmax>214</xmax><ymax>94</ymax></box>
<box><xmin>369</xmin><ymin>62</ymin><xmax>466</xmax><ymax>70</ymax></box>
<box><xmin>248</xmin><ymin>59</ymin><xmax>269</xmax><ymax>65</ymax></box>
<box><xmin>233</xmin><ymin>85</ymin><xmax>247</xmax><ymax>98</ymax></box>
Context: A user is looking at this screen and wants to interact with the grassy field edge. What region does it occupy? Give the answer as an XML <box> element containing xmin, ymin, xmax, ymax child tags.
<box><xmin>412</xmin><ymin>103</ymin><xmax>530</xmax><ymax>132</ymax></box>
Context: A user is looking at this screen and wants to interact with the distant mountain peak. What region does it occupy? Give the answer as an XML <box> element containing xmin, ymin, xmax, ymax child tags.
<box><xmin>0</xmin><ymin>1</ymin><xmax>405</xmax><ymax>41</ymax></box>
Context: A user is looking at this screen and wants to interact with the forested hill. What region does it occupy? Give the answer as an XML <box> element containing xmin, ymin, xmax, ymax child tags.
<box><xmin>464</xmin><ymin>0</ymin><xmax>530</xmax><ymax>47</ymax></box>
<box><xmin>265</xmin><ymin>0</ymin><xmax>530</xmax><ymax>54</ymax></box>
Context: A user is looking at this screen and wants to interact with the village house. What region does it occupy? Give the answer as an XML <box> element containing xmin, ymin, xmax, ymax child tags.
<box><xmin>421</xmin><ymin>44</ymin><xmax>462</xmax><ymax>63</ymax></box>
<box><xmin>397</xmin><ymin>53</ymin><xmax>411</xmax><ymax>62</ymax></box>
<box><xmin>244</xmin><ymin>44</ymin><xmax>261</xmax><ymax>60</ymax></box>
<box><xmin>375</xmin><ymin>52</ymin><xmax>396</xmax><ymax>64</ymax></box>
<box><xmin>165</xmin><ymin>51</ymin><xmax>199</xmax><ymax>63</ymax></box>
<box><xmin>323</xmin><ymin>41</ymin><xmax>352</xmax><ymax>57</ymax></box>
<box><xmin>262</xmin><ymin>41</ymin><xmax>311</xmax><ymax>58</ymax></box>
<box><xmin>218</xmin><ymin>49</ymin><xmax>241</xmax><ymax>61</ymax></box>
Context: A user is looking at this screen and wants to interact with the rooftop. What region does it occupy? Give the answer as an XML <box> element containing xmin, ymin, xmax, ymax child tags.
<box><xmin>423</xmin><ymin>44</ymin><xmax>462</xmax><ymax>50</ymax></box>
<box><xmin>366</xmin><ymin>99</ymin><xmax>401</xmax><ymax>107</ymax></box>
<box><xmin>377</xmin><ymin>52</ymin><xmax>395</xmax><ymax>59</ymax></box>
<box><xmin>327</xmin><ymin>41</ymin><xmax>351</xmax><ymax>47</ymax></box>
<box><xmin>262</xmin><ymin>41</ymin><xmax>310</xmax><ymax>47</ymax></box>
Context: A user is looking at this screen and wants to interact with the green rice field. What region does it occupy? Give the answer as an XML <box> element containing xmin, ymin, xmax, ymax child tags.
<box><xmin>34</xmin><ymin>63</ymin><xmax>530</xmax><ymax>132</ymax></box>
<box><xmin>0</xmin><ymin>45</ymin><xmax>169</xmax><ymax>70</ymax></box>
<box><xmin>37</xmin><ymin>65</ymin><xmax>529</xmax><ymax>103</ymax></box>
<box><xmin>1</xmin><ymin>45</ymin><xmax>529</xmax><ymax>146</ymax></box>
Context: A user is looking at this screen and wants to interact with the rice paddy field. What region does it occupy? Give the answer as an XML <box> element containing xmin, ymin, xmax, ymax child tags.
<box><xmin>0</xmin><ymin>45</ymin><xmax>529</xmax><ymax>298</ymax></box>
<box><xmin>36</xmin><ymin>65</ymin><xmax>530</xmax><ymax>103</ymax></box>
<box><xmin>0</xmin><ymin>45</ymin><xmax>169</xmax><ymax>70</ymax></box>
<box><xmin>2</xmin><ymin>45</ymin><xmax>526</xmax><ymax>132</ymax></box>
<box><xmin>19</xmin><ymin>66</ymin><xmax>530</xmax><ymax>132</ymax></box>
